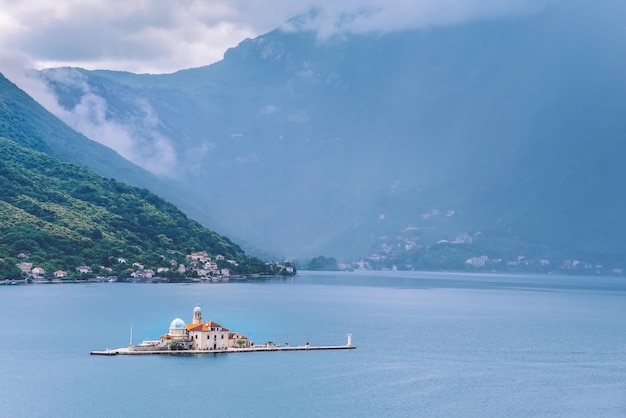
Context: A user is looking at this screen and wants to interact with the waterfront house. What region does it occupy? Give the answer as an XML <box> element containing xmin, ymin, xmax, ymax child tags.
<box><xmin>31</xmin><ymin>267</ymin><xmax>45</xmax><ymax>277</ymax></box>
<box><xmin>228</xmin><ymin>332</ymin><xmax>252</xmax><ymax>348</ymax></box>
<box><xmin>133</xmin><ymin>269</ymin><xmax>155</xmax><ymax>279</ymax></box>
<box><xmin>76</xmin><ymin>266</ymin><xmax>93</xmax><ymax>274</ymax></box>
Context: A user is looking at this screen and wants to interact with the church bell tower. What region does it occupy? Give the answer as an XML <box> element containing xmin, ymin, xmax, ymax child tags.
<box><xmin>193</xmin><ymin>304</ymin><xmax>202</xmax><ymax>324</ymax></box>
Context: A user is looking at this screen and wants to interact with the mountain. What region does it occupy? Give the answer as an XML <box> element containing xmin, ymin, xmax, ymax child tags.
<box><xmin>32</xmin><ymin>1</ymin><xmax>626</xmax><ymax>268</ymax></box>
<box><xmin>0</xmin><ymin>73</ymin><xmax>158</xmax><ymax>189</ymax></box>
<box><xmin>0</xmin><ymin>73</ymin><xmax>223</xmax><ymax>232</ymax></box>
<box><xmin>0</xmin><ymin>136</ymin><xmax>276</xmax><ymax>279</ymax></box>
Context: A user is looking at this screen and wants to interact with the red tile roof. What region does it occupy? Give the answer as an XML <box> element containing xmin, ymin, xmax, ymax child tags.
<box><xmin>186</xmin><ymin>321</ymin><xmax>229</xmax><ymax>332</ymax></box>
<box><xmin>186</xmin><ymin>323</ymin><xmax>204</xmax><ymax>331</ymax></box>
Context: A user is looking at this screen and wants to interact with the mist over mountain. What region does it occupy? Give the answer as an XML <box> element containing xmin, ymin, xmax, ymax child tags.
<box><xmin>31</xmin><ymin>1</ymin><xmax>626</xmax><ymax>267</ymax></box>
<box><xmin>0</xmin><ymin>73</ymin><xmax>156</xmax><ymax>189</ymax></box>
<box><xmin>0</xmin><ymin>72</ymin><xmax>227</xmax><ymax>231</ymax></box>
<box><xmin>0</xmin><ymin>76</ymin><xmax>282</xmax><ymax>279</ymax></box>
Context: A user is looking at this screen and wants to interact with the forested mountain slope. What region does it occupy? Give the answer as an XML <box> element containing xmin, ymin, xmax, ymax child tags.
<box><xmin>0</xmin><ymin>137</ymin><xmax>273</xmax><ymax>279</ymax></box>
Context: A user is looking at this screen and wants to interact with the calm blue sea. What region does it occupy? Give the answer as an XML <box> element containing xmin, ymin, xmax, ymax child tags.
<box><xmin>1</xmin><ymin>271</ymin><xmax>626</xmax><ymax>417</ymax></box>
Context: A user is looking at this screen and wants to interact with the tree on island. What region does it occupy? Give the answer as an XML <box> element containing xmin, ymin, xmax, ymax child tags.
<box><xmin>307</xmin><ymin>256</ymin><xmax>339</xmax><ymax>271</ymax></box>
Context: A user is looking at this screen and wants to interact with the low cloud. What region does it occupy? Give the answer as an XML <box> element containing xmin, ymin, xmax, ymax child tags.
<box><xmin>0</xmin><ymin>1</ymin><xmax>549</xmax><ymax>180</ymax></box>
<box><xmin>1</xmin><ymin>61</ymin><xmax>179</xmax><ymax>178</ymax></box>
<box><xmin>45</xmin><ymin>69</ymin><xmax>179</xmax><ymax>177</ymax></box>
<box><xmin>286</xmin><ymin>0</ymin><xmax>547</xmax><ymax>37</ymax></box>
<box><xmin>0</xmin><ymin>0</ymin><xmax>547</xmax><ymax>74</ymax></box>
<box><xmin>69</xmin><ymin>97</ymin><xmax>179</xmax><ymax>178</ymax></box>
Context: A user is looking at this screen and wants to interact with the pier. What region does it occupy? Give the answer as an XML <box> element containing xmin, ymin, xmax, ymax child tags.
<box><xmin>91</xmin><ymin>343</ymin><xmax>356</xmax><ymax>356</ymax></box>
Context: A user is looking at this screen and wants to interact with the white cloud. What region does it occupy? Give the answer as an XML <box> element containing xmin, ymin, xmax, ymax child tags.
<box><xmin>0</xmin><ymin>62</ymin><xmax>179</xmax><ymax>178</ymax></box>
<box><xmin>0</xmin><ymin>0</ymin><xmax>546</xmax><ymax>74</ymax></box>
<box><xmin>287</xmin><ymin>0</ymin><xmax>547</xmax><ymax>37</ymax></box>
<box><xmin>0</xmin><ymin>0</ymin><xmax>548</xmax><ymax>179</ymax></box>
<box><xmin>47</xmin><ymin>69</ymin><xmax>179</xmax><ymax>178</ymax></box>
<box><xmin>0</xmin><ymin>0</ymin><xmax>259</xmax><ymax>73</ymax></box>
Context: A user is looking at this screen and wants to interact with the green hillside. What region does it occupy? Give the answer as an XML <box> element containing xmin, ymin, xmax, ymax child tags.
<box><xmin>0</xmin><ymin>72</ymin><xmax>232</xmax><ymax>245</ymax></box>
<box><xmin>0</xmin><ymin>73</ymin><xmax>161</xmax><ymax>190</ymax></box>
<box><xmin>0</xmin><ymin>137</ymin><xmax>275</xmax><ymax>279</ymax></box>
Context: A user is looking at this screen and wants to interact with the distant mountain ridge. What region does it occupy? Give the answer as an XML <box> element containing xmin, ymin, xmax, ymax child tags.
<box><xmin>26</xmin><ymin>0</ymin><xmax>626</xmax><ymax>268</ymax></box>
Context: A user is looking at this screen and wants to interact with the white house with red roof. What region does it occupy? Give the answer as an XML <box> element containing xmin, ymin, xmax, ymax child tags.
<box><xmin>54</xmin><ymin>270</ymin><xmax>68</xmax><ymax>278</ymax></box>
<box><xmin>31</xmin><ymin>267</ymin><xmax>45</xmax><ymax>277</ymax></box>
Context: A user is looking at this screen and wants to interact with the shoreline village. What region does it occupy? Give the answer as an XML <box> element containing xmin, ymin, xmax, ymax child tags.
<box><xmin>91</xmin><ymin>305</ymin><xmax>355</xmax><ymax>356</ymax></box>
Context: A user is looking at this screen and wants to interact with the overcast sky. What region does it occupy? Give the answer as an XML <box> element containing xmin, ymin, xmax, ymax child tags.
<box><xmin>0</xmin><ymin>0</ymin><xmax>547</xmax><ymax>75</ymax></box>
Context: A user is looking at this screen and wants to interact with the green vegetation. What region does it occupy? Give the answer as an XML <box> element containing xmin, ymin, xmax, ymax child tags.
<box><xmin>0</xmin><ymin>137</ymin><xmax>276</xmax><ymax>279</ymax></box>
<box><xmin>307</xmin><ymin>256</ymin><xmax>339</xmax><ymax>271</ymax></box>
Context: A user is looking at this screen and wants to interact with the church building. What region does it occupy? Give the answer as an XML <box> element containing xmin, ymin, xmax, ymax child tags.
<box><xmin>160</xmin><ymin>305</ymin><xmax>252</xmax><ymax>350</ymax></box>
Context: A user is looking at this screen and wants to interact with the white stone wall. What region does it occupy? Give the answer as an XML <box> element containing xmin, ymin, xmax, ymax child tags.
<box><xmin>190</xmin><ymin>329</ymin><xmax>229</xmax><ymax>350</ymax></box>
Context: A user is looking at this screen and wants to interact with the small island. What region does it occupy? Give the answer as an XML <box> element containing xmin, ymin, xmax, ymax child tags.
<box><xmin>91</xmin><ymin>304</ymin><xmax>355</xmax><ymax>356</ymax></box>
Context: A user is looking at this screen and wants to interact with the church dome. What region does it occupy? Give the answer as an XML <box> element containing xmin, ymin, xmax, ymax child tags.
<box><xmin>194</xmin><ymin>305</ymin><xmax>202</xmax><ymax>313</ymax></box>
<box><xmin>169</xmin><ymin>317</ymin><xmax>186</xmax><ymax>330</ymax></box>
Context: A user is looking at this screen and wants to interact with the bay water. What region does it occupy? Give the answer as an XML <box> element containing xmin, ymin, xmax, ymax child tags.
<box><xmin>1</xmin><ymin>271</ymin><xmax>626</xmax><ymax>417</ymax></box>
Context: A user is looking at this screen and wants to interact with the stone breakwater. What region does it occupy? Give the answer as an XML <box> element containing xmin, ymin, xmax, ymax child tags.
<box><xmin>91</xmin><ymin>344</ymin><xmax>356</xmax><ymax>356</ymax></box>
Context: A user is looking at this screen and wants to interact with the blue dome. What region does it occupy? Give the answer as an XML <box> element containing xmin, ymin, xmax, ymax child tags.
<box><xmin>169</xmin><ymin>317</ymin><xmax>186</xmax><ymax>330</ymax></box>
